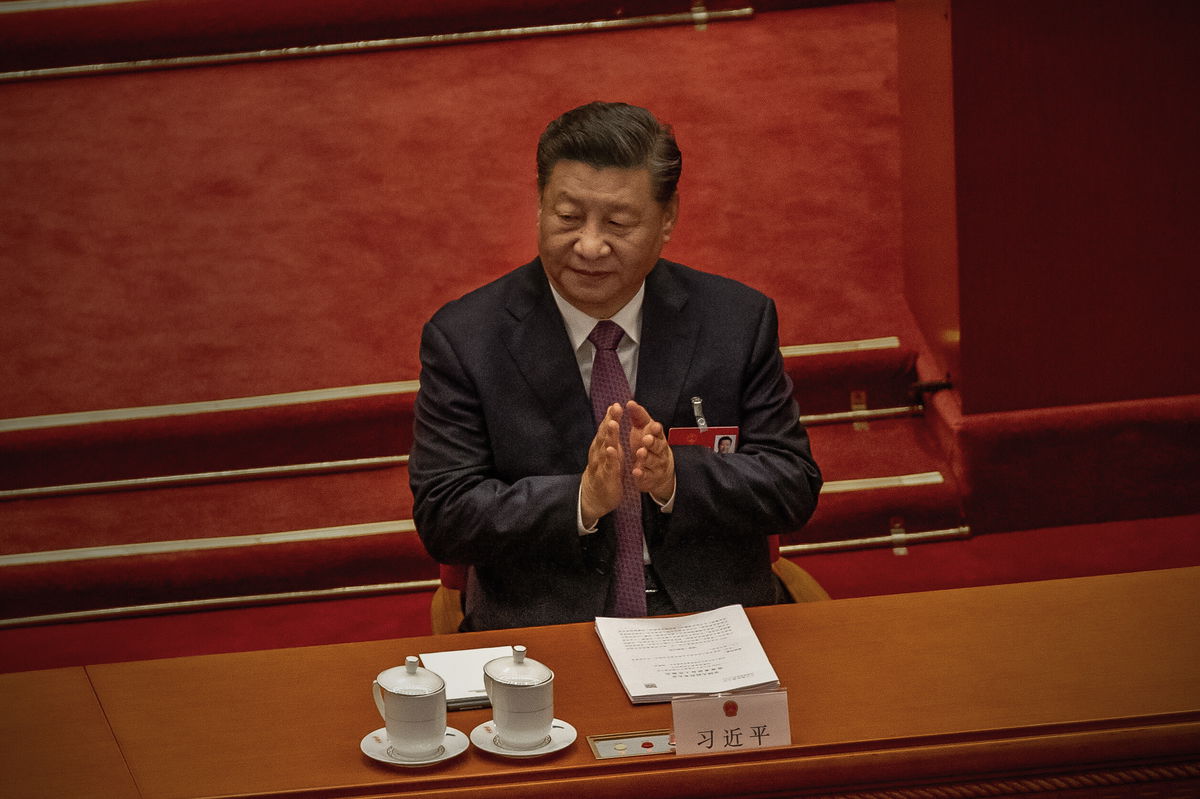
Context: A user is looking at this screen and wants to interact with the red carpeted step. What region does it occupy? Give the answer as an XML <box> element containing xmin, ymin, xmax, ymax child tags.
<box><xmin>794</xmin><ymin>416</ymin><xmax>966</xmax><ymax>545</ymax></box>
<box><xmin>797</xmin><ymin>481</ymin><xmax>964</xmax><ymax>545</ymax></box>
<box><xmin>0</xmin><ymin>529</ymin><xmax>436</xmax><ymax>621</ymax></box>
<box><xmin>2</xmin><ymin>465</ymin><xmax>413</xmax><ymax>554</ymax></box>
<box><xmin>0</xmin><ymin>340</ymin><xmax>918</xmax><ymax>492</ymax></box>
<box><xmin>0</xmin><ymin>391</ymin><xmax>415</xmax><ymax>491</ymax></box>
<box><xmin>808</xmin><ymin>414</ymin><xmax>950</xmax><ymax>480</ymax></box>
<box><xmin>0</xmin><ymin>590</ymin><xmax>438</xmax><ymax>674</ymax></box>
<box><xmin>785</xmin><ymin>342</ymin><xmax>919</xmax><ymax>417</ymax></box>
<box><xmin>0</xmin><ymin>466</ymin><xmax>429</xmax><ymax>621</ymax></box>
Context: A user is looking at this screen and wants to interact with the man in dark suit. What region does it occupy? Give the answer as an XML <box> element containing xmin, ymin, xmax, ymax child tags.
<box><xmin>410</xmin><ymin>101</ymin><xmax>821</xmax><ymax>631</ymax></box>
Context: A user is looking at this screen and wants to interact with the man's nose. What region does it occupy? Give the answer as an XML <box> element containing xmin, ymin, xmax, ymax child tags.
<box><xmin>573</xmin><ymin>223</ymin><xmax>611</xmax><ymax>259</ymax></box>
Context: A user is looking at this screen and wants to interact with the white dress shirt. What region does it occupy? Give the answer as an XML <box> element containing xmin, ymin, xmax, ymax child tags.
<box><xmin>550</xmin><ymin>282</ymin><xmax>643</xmax><ymax>396</ymax></box>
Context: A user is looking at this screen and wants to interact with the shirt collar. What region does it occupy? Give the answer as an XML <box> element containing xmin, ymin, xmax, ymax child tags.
<box><xmin>549</xmin><ymin>282</ymin><xmax>645</xmax><ymax>352</ymax></box>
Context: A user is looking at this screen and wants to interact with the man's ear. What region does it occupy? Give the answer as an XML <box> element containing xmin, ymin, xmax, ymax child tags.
<box><xmin>662</xmin><ymin>193</ymin><xmax>680</xmax><ymax>241</ymax></box>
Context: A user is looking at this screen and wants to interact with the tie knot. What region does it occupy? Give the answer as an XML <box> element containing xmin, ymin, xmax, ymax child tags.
<box><xmin>588</xmin><ymin>320</ymin><xmax>625</xmax><ymax>352</ymax></box>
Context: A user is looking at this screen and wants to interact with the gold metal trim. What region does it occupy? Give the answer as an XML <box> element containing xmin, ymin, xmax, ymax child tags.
<box><xmin>0</xmin><ymin>7</ymin><xmax>755</xmax><ymax>83</ymax></box>
<box><xmin>0</xmin><ymin>455</ymin><xmax>407</xmax><ymax>501</ymax></box>
<box><xmin>0</xmin><ymin>0</ymin><xmax>156</xmax><ymax>11</ymax></box>
<box><xmin>0</xmin><ymin>519</ymin><xmax>416</xmax><ymax>566</ymax></box>
<box><xmin>800</xmin><ymin>405</ymin><xmax>923</xmax><ymax>425</ymax></box>
<box><xmin>822</xmin><ymin>472</ymin><xmax>944</xmax><ymax>493</ymax></box>
<box><xmin>0</xmin><ymin>579</ymin><xmax>441</xmax><ymax>628</ymax></box>
<box><xmin>781</xmin><ymin>526</ymin><xmax>972</xmax><ymax>555</ymax></box>
<box><xmin>0</xmin><ymin>380</ymin><xmax>419</xmax><ymax>433</ymax></box>
<box><xmin>780</xmin><ymin>336</ymin><xmax>901</xmax><ymax>357</ymax></box>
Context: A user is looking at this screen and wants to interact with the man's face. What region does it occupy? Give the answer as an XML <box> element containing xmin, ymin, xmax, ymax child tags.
<box><xmin>538</xmin><ymin>160</ymin><xmax>678</xmax><ymax>319</ymax></box>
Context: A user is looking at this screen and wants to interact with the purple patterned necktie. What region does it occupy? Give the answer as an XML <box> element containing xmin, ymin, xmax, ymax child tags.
<box><xmin>587</xmin><ymin>320</ymin><xmax>647</xmax><ymax>617</ymax></box>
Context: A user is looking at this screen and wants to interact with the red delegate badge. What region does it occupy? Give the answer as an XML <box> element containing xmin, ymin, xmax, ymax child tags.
<box><xmin>667</xmin><ymin>426</ymin><xmax>739</xmax><ymax>452</ymax></box>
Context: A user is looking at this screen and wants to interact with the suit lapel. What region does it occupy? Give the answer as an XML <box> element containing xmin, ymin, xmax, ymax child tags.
<box><xmin>502</xmin><ymin>262</ymin><xmax>594</xmax><ymax>471</ymax></box>
<box><xmin>637</xmin><ymin>261</ymin><xmax>699</xmax><ymax>426</ymax></box>
<box><xmin>499</xmin><ymin>260</ymin><xmax>699</xmax><ymax>470</ymax></box>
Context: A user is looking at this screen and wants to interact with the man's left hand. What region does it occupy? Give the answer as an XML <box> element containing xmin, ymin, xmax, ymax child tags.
<box><xmin>625</xmin><ymin>400</ymin><xmax>675</xmax><ymax>503</ymax></box>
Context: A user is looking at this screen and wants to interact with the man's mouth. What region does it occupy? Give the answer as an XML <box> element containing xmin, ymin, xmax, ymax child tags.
<box><xmin>568</xmin><ymin>265</ymin><xmax>612</xmax><ymax>278</ymax></box>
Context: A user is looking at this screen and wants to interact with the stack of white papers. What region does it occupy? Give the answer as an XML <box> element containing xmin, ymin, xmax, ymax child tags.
<box><xmin>594</xmin><ymin>604</ymin><xmax>779</xmax><ymax>704</ymax></box>
<box><xmin>419</xmin><ymin>645</ymin><xmax>511</xmax><ymax>709</ymax></box>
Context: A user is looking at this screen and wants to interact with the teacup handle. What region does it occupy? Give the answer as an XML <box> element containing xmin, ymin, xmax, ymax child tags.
<box><xmin>372</xmin><ymin>680</ymin><xmax>386</xmax><ymax>720</ymax></box>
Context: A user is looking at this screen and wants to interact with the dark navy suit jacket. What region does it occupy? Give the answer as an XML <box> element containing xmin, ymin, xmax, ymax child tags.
<box><xmin>409</xmin><ymin>258</ymin><xmax>821</xmax><ymax>630</ymax></box>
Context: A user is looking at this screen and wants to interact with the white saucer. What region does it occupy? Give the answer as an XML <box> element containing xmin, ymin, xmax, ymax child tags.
<box><xmin>469</xmin><ymin>718</ymin><xmax>577</xmax><ymax>758</ymax></box>
<box><xmin>360</xmin><ymin>726</ymin><xmax>469</xmax><ymax>767</ymax></box>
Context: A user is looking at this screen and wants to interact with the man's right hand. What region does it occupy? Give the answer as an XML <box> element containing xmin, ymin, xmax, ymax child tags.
<box><xmin>580</xmin><ymin>403</ymin><xmax>624</xmax><ymax>529</ymax></box>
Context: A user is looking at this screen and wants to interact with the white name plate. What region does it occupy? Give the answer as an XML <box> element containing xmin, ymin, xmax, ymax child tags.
<box><xmin>671</xmin><ymin>688</ymin><xmax>791</xmax><ymax>755</ymax></box>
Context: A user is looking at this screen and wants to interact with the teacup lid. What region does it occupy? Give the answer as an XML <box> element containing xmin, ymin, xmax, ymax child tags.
<box><xmin>377</xmin><ymin>656</ymin><xmax>445</xmax><ymax>696</ymax></box>
<box><xmin>483</xmin><ymin>645</ymin><xmax>553</xmax><ymax>686</ymax></box>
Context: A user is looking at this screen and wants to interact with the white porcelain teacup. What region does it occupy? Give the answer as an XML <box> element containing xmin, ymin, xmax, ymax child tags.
<box><xmin>372</xmin><ymin>656</ymin><xmax>447</xmax><ymax>760</ymax></box>
<box><xmin>483</xmin><ymin>645</ymin><xmax>555</xmax><ymax>751</ymax></box>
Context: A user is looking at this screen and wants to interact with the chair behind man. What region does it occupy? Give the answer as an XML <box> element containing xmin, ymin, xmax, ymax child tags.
<box><xmin>429</xmin><ymin>536</ymin><xmax>829</xmax><ymax>634</ymax></box>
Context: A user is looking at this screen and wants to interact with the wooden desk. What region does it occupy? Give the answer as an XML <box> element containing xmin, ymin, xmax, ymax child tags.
<box><xmin>1</xmin><ymin>667</ymin><xmax>140</xmax><ymax>798</ymax></box>
<box><xmin>34</xmin><ymin>568</ymin><xmax>1200</xmax><ymax>798</ymax></box>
